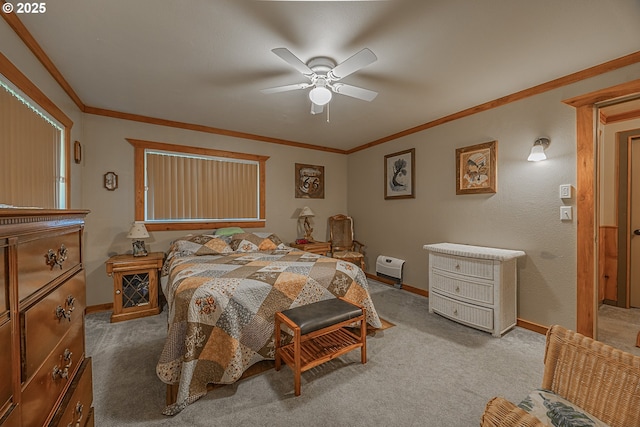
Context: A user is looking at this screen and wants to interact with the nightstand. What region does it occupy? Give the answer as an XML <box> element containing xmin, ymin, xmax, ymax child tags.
<box><xmin>105</xmin><ymin>252</ymin><xmax>164</xmax><ymax>322</ymax></box>
<box><xmin>290</xmin><ymin>241</ymin><xmax>331</xmax><ymax>256</ymax></box>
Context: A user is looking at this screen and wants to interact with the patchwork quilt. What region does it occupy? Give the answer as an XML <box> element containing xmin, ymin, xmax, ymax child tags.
<box><xmin>156</xmin><ymin>233</ymin><xmax>382</xmax><ymax>415</ymax></box>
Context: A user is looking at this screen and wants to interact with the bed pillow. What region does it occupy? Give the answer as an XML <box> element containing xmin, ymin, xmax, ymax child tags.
<box><xmin>170</xmin><ymin>234</ymin><xmax>233</xmax><ymax>256</ymax></box>
<box><xmin>229</xmin><ymin>232</ymin><xmax>286</xmax><ymax>252</ymax></box>
<box><xmin>213</xmin><ymin>227</ymin><xmax>244</xmax><ymax>236</ymax></box>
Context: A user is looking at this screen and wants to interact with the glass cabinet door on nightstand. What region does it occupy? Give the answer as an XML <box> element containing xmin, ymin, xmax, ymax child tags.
<box><xmin>118</xmin><ymin>271</ymin><xmax>151</xmax><ymax>309</ymax></box>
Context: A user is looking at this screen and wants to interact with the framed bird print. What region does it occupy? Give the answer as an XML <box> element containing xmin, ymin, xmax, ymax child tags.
<box><xmin>456</xmin><ymin>141</ymin><xmax>497</xmax><ymax>195</ymax></box>
<box><xmin>384</xmin><ymin>148</ymin><xmax>415</xmax><ymax>199</ymax></box>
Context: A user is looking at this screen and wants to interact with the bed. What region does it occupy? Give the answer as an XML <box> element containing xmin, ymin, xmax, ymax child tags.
<box><xmin>156</xmin><ymin>232</ymin><xmax>382</xmax><ymax>415</ymax></box>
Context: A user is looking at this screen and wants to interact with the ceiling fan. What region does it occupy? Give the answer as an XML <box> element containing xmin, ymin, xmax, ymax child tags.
<box><xmin>261</xmin><ymin>47</ymin><xmax>378</xmax><ymax>115</ymax></box>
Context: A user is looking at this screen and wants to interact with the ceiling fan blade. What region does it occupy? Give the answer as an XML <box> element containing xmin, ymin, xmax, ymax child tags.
<box><xmin>261</xmin><ymin>83</ymin><xmax>311</xmax><ymax>94</ymax></box>
<box><xmin>331</xmin><ymin>83</ymin><xmax>378</xmax><ymax>102</ymax></box>
<box><xmin>271</xmin><ymin>48</ymin><xmax>314</xmax><ymax>76</ymax></box>
<box><xmin>310</xmin><ymin>102</ymin><xmax>324</xmax><ymax>115</ymax></box>
<box><xmin>328</xmin><ymin>48</ymin><xmax>377</xmax><ymax>80</ymax></box>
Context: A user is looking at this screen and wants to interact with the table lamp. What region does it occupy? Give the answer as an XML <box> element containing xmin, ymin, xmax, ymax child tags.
<box><xmin>299</xmin><ymin>206</ymin><xmax>316</xmax><ymax>242</ymax></box>
<box><xmin>127</xmin><ymin>221</ymin><xmax>149</xmax><ymax>256</ymax></box>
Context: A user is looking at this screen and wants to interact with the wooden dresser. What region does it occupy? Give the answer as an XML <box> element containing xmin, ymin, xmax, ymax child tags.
<box><xmin>423</xmin><ymin>243</ymin><xmax>525</xmax><ymax>337</ymax></box>
<box><xmin>0</xmin><ymin>210</ymin><xmax>93</xmax><ymax>426</ymax></box>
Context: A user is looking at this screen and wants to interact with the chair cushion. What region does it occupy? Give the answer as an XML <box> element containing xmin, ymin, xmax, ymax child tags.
<box><xmin>280</xmin><ymin>298</ymin><xmax>362</xmax><ymax>335</ymax></box>
<box><xmin>333</xmin><ymin>251</ymin><xmax>363</xmax><ymax>259</ymax></box>
<box><xmin>518</xmin><ymin>389</ymin><xmax>609</xmax><ymax>427</ymax></box>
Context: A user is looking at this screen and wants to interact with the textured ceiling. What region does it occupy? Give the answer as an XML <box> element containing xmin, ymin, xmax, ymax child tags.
<box><xmin>12</xmin><ymin>0</ymin><xmax>640</xmax><ymax>151</ymax></box>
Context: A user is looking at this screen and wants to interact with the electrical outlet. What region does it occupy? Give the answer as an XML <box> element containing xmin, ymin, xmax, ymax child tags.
<box><xmin>560</xmin><ymin>184</ymin><xmax>572</xmax><ymax>199</ymax></box>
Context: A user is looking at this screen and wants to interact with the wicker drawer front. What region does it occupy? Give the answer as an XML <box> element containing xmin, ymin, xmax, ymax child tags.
<box><xmin>50</xmin><ymin>358</ymin><xmax>93</xmax><ymax>427</ymax></box>
<box><xmin>20</xmin><ymin>322</ymin><xmax>85</xmax><ymax>427</ymax></box>
<box><xmin>431</xmin><ymin>271</ymin><xmax>493</xmax><ymax>305</ymax></box>
<box><xmin>431</xmin><ymin>253</ymin><xmax>494</xmax><ymax>280</ymax></box>
<box><xmin>430</xmin><ymin>292</ymin><xmax>493</xmax><ymax>331</ymax></box>
<box><xmin>22</xmin><ymin>273</ymin><xmax>85</xmax><ymax>381</ymax></box>
<box><xmin>18</xmin><ymin>229</ymin><xmax>81</xmax><ymax>302</ymax></box>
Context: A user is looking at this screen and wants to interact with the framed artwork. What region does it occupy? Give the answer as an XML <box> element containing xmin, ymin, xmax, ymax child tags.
<box><xmin>455</xmin><ymin>140</ymin><xmax>497</xmax><ymax>195</ymax></box>
<box><xmin>295</xmin><ymin>163</ymin><xmax>324</xmax><ymax>199</ymax></box>
<box><xmin>384</xmin><ymin>148</ymin><xmax>415</xmax><ymax>199</ymax></box>
<box><xmin>104</xmin><ymin>171</ymin><xmax>118</xmax><ymax>191</ymax></box>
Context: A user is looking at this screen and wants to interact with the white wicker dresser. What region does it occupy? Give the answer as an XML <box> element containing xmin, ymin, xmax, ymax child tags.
<box><xmin>423</xmin><ymin>243</ymin><xmax>525</xmax><ymax>337</ymax></box>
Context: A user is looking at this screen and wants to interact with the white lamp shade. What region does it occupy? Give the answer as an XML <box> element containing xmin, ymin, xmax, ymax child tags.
<box><xmin>527</xmin><ymin>145</ymin><xmax>547</xmax><ymax>162</ymax></box>
<box><xmin>299</xmin><ymin>206</ymin><xmax>315</xmax><ymax>218</ymax></box>
<box><xmin>309</xmin><ymin>86</ymin><xmax>332</xmax><ymax>106</ymax></box>
<box><xmin>127</xmin><ymin>221</ymin><xmax>149</xmax><ymax>239</ymax></box>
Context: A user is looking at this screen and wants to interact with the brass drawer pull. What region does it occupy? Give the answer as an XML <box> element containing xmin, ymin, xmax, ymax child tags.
<box><xmin>52</xmin><ymin>348</ymin><xmax>73</xmax><ymax>380</ymax></box>
<box><xmin>67</xmin><ymin>401</ymin><xmax>84</xmax><ymax>427</ymax></box>
<box><xmin>46</xmin><ymin>244</ymin><xmax>68</xmax><ymax>270</ymax></box>
<box><xmin>55</xmin><ymin>294</ymin><xmax>76</xmax><ymax>322</ymax></box>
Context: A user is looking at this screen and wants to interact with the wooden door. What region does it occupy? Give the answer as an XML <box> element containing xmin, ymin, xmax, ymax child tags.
<box><xmin>629</xmin><ymin>136</ymin><xmax>640</xmax><ymax>308</ymax></box>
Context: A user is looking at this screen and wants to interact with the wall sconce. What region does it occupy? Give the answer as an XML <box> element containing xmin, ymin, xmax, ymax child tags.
<box><xmin>127</xmin><ymin>221</ymin><xmax>149</xmax><ymax>256</ymax></box>
<box><xmin>527</xmin><ymin>137</ymin><xmax>550</xmax><ymax>162</ymax></box>
<box><xmin>298</xmin><ymin>206</ymin><xmax>316</xmax><ymax>242</ymax></box>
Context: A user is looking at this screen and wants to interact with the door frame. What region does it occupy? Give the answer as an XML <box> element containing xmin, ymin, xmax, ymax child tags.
<box><xmin>564</xmin><ymin>78</ymin><xmax>640</xmax><ymax>337</ymax></box>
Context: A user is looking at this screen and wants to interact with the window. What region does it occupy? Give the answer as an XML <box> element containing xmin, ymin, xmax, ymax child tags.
<box><xmin>0</xmin><ymin>74</ymin><xmax>67</xmax><ymax>208</ymax></box>
<box><xmin>128</xmin><ymin>139</ymin><xmax>269</xmax><ymax>231</ymax></box>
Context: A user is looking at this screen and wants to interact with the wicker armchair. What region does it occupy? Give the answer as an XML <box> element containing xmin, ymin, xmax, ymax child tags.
<box><xmin>328</xmin><ymin>214</ymin><xmax>365</xmax><ymax>269</ymax></box>
<box><xmin>481</xmin><ymin>325</ymin><xmax>640</xmax><ymax>427</ymax></box>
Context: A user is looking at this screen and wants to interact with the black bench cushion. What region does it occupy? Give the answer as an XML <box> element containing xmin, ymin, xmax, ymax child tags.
<box><xmin>280</xmin><ymin>298</ymin><xmax>362</xmax><ymax>335</ymax></box>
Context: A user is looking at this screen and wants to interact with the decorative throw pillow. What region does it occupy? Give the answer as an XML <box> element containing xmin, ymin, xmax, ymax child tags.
<box><xmin>229</xmin><ymin>232</ymin><xmax>286</xmax><ymax>252</ymax></box>
<box><xmin>170</xmin><ymin>234</ymin><xmax>233</xmax><ymax>256</ymax></box>
<box><xmin>213</xmin><ymin>227</ymin><xmax>244</xmax><ymax>236</ymax></box>
<box><xmin>518</xmin><ymin>389</ymin><xmax>608</xmax><ymax>427</ymax></box>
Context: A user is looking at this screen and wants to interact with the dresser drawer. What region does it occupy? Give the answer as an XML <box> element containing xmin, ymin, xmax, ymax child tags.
<box><xmin>20</xmin><ymin>324</ymin><xmax>85</xmax><ymax>427</ymax></box>
<box><xmin>431</xmin><ymin>270</ymin><xmax>494</xmax><ymax>305</ymax></box>
<box><xmin>22</xmin><ymin>273</ymin><xmax>86</xmax><ymax>381</ymax></box>
<box><xmin>430</xmin><ymin>253</ymin><xmax>494</xmax><ymax>280</ymax></box>
<box><xmin>0</xmin><ymin>404</ymin><xmax>20</xmax><ymax>426</ymax></box>
<box><xmin>18</xmin><ymin>229</ymin><xmax>82</xmax><ymax>302</ymax></box>
<box><xmin>49</xmin><ymin>358</ymin><xmax>92</xmax><ymax>427</ymax></box>
<box><xmin>430</xmin><ymin>292</ymin><xmax>493</xmax><ymax>331</ymax></box>
<box><xmin>0</xmin><ymin>318</ymin><xmax>12</xmax><ymax>415</ymax></box>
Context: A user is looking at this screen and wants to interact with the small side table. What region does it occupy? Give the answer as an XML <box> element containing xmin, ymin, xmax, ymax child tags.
<box><xmin>105</xmin><ymin>252</ymin><xmax>164</xmax><ymax>323</ymax></box>
<box><xmin>289</xmin><ymin>241</ymin><xmax>331</xmax><ymax>256</ymax></box>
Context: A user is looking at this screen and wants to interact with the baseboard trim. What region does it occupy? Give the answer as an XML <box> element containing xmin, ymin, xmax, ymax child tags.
<box><xmin>86</xmin><ymin>303</ymin><xmax>113</xmax><ymax>315</ymax></box>
<box><xmin>516</xmin><ymin>319</ymin><xmax>548</xmax><ymax>335</ymax></box>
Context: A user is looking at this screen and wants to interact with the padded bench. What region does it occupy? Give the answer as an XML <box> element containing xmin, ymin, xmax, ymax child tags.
<box><xmin>274</xmin><ymin>297</ymin><xmax>367</xmax><ymax>396</ymax></box>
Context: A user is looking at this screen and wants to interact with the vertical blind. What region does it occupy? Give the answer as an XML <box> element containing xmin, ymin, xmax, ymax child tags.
<box><xmin>146</xmin><ymin>151</ymin><xmax>259</xmax><ymax>221</ymax></box>
<box><xmin>0</xmin><ymin>82</ymin><xmax>63</xmax><ymax>208</ymax></box>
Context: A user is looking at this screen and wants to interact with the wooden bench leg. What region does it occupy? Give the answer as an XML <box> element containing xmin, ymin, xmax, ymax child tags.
<box><xmin>294</xmin><ymin>328</ymin><xmax>301</xmax><ymax>396</ymax></box>
<box><xmin>361</xmin><ymin>308</ymin><xmax>367</xmax><ymax>364</ymax></box>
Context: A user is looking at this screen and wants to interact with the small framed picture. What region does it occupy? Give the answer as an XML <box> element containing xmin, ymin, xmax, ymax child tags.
<box><xmin>384</xmin><ymin>148</ymin><xmax>415</xmax><ymax>199</ymax></box>
<box><xmin>104</xmin><ymin>171</ymin><xmax>118</xmax><ymax>191</ymax></box>
<box><xmin>74</xmin><ymin>141</ymin><xmax>82</xmax><ymax>164</ymax></box>
<box><xmin>295</xmin><ymin>163</ymin><xmax>324</xmax><ymax>199</ymax></box>
<box><xmin>455</xmin><ymin>141</ymin><xmax>497</xmax><ymax>195</ymax></box>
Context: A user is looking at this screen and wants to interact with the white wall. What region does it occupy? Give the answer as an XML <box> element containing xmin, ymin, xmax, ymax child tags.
<box><xmin>81</xmin><ymin>115</ymin><xmax>348</xmax><ymax>305</ymax></box>
<box><xmin>347</xmin><ymin>63</ymin><xmax>640</xmax><ymax>329</ymax></box>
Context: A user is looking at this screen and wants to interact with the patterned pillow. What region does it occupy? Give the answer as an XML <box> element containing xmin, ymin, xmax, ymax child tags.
<box><xmin>518</xmin><ymin>389</ymin><xmax>608</xmax><ymax>427</ymax></box>
<box><xmin>170</xmin><ymin>234</ymin><xmax>233</xmax><ymax>256</ymax></box>
<box><xmin>229</xmin><ymin>232</ymin><xmax>286</xmax><ymax>252</ymax></box>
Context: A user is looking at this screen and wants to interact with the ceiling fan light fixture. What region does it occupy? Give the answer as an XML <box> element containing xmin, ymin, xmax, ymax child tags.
<box><xmin>309</xmin><ymin>86</ymin><xmax>332</xmax><ymax>106</ymax></box>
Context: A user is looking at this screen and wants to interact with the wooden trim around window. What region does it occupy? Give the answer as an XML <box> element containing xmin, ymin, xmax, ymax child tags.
<box><xmin>127</xmin><ymin>138</ymin><xmax>269</xmax><ymax>231</ymax></box>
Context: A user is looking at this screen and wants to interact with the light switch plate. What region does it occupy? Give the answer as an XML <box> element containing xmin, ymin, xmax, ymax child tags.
<box><xmin>560</xmin><ymin>206</ymin><xmax>572</xmax><ymax>221</ymax></box>
<box><xmin>560</xmin><ymin>184</ymin><xmax>572</xmax><ymax>199</ymax></box>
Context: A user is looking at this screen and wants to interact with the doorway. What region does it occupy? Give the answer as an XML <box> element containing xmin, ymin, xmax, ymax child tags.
<box><xmin>596</xmin><ymin>113</ymin><xmax>640</xmax><ymax>353</ymax></box>
<box><xmin>565</xmin><ymin>78</ymin><xmax>640</xmax><ymax>340</ymax></box>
